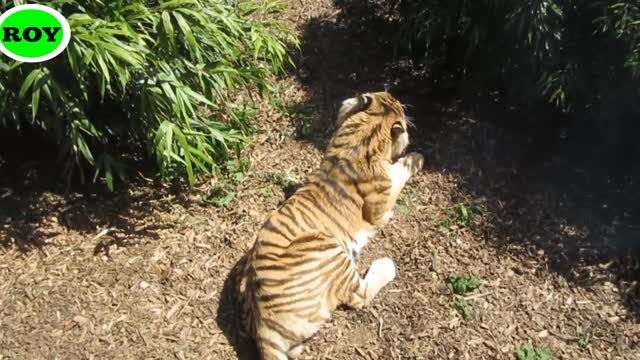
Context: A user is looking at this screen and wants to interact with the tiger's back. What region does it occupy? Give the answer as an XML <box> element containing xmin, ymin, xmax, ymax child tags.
<box><xmin>238</xmin><ymin>92</ymin><xmax>424</xmax><ymax>359</ymax></box>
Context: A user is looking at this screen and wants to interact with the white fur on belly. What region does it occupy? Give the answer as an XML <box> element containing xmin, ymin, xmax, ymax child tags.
<box><xmin>349</xmin><ymin>228</ymin><xmax>377</xmax><ymax>260</ymax></box>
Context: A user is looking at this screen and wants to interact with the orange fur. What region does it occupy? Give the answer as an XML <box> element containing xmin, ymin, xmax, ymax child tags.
<box><xmin>238</xmin><ymin>92</ymin><xmax>424</xmax><ymax>359</ymax></box>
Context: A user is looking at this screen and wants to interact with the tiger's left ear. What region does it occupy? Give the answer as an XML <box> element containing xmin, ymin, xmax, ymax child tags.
<box><xmin>336</xmin><ymin>93</ymin><xmax>373</xmax><ymax>125</ymax></box>
<box><xmin>356</xmin><ymin>93</ymin><xmax>372</xmax><ymax>109</ymax></box>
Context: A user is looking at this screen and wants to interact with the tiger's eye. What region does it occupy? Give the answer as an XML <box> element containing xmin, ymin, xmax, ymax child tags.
<box><xmin>391</xmin><ymin>122</ymin><xmax>404</xmax><ymax>138</ymax></box>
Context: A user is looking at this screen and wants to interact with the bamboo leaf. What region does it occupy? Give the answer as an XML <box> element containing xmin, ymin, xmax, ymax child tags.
<box><xmin>19</xmin><ymin>68</ymin><xmax>42</xmax><ymax>98</ymax></box>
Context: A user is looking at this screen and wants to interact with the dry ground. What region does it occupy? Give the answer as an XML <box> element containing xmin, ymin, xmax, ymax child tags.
<box><xmin>1</xmin><ymin>1</ymin><xmax>639</xmax><ymax>359</ymax></box>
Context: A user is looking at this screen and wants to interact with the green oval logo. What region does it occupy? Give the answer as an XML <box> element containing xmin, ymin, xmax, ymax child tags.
<box><xmin>0</xmin><ymin>4</ymin><xmax>70</xmax><ymax>63</ymax></box>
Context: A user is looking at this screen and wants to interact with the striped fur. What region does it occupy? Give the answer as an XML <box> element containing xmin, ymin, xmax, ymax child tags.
<box><xmin>238</xmin><ymin>92</ymin><xmax>424</xmax><ymax>359</ymax></box>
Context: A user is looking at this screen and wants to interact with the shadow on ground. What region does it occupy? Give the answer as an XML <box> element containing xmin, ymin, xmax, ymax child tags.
<box><xmin>0</xmin><ymin>183</ymin><xmax>180</xmax><ymax>254</ymax></box>
<box><xmin>0</xmin><ymin>133</ymin><xmax>190</xmax><ymax>254</ymax></box>
<box><xmin>216</xmin><ymin>254</ymin><xmax>259</xmax><ymax>360</ymax></box>
<box><xmin>293</xmin><ymin>0</ymin><xmax>640</xmax><ymax>317</ymax></box>
<box><xmin>0</xmin><ymin>122</ymin><xmax>213</xmax><ymax>254</ymax></box>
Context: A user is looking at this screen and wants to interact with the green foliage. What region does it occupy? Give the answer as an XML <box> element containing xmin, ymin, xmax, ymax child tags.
<box><xmin>596</xmin><ymin>1</ymin><xmax>640</xmax><ymax>77</ymax></box>
<box><xmin>0</xmin><ymin>0</ymin><xmax>297</xmax><ymax>190</ymax></box>
<box><xmin>439</xmin><ymin>204</ymin><xmax>481</xmax><ymax>234</ymax></box>
<box><xmin>517</xmin><ymin>343</ymin><xmax>553</xmax><ymax>360</ymax></box>
<box><xmin>388</xmin><ymin>0</ymin><xmax>640</xmax><ymax>113</ymax></box>
<box><xmin>453</xmin><ymin>297</ymin><xmax>473</xmax><ymax>320</ymax></box>
<box><xmin>201</xmin><ymin>158</ymin><xmax>251</xmax><ymax>207</ymax></box>
<box><xmin>268</xmin><ymin>171</ymin><xmax>300</xmax><ymax>190</ymax></box>
<box><xmin>397</xmin><ymin>188</ymin><xmax>417</xmax><ymax>213</ymax></box>
<box><xmin>578</xmin><ymin>333</ymin><xmax>591</xmax><ymax>348</ymax></box>
<box><xmin>448</xmin><ymin>274</ymin><xmax>481</xmax><ymax>320</ymax></box>
<box><xmin>447</xmin><ymin>274</ymin><xmax>482</xmax><ymax>321</ymax></box>
<box><xmin>447</xmin><ymin>274</ymin><xmax>482</xmax><ymax>295</ymax></box>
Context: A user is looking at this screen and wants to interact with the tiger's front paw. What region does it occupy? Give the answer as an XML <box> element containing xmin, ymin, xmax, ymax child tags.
<box><xmin>381</xmin><ymin>210</ymin><xmax>394</xmax><ymax>223</ymax></box>
<box><xmin>367</xmin><ymin>257</ymin><xmax>397</xmax><ymax>285</ymax></box>
<box><xmin>403</xmin><ymin>152</ymin><xmax>424</xmax><ymax>176</ymax></box>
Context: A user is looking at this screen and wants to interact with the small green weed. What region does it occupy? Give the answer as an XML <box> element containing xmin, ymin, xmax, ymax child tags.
<box><xmin>439</xmin><ymin>204</ymin><xmax>482</xmax><ymax>234</ymax></box>
<box><xmin>259</xmin><ymin>186</ymin><xmax>275</xmax><ymax>197</ymax></box>
<box><xmin>397</xmin><ymin>188</ymin><xmax>418</xmax><ymax>213</ymax></box>
<box><xmin>270</xmin><ymin>86</ymin><xmax>289</xmax><ymax>113</ymax></box>
<box><xmin>268</xmin><ymin>172</ymin><xmax>300</xmax><ymax>190</ymax></box>
<box><xmin>201</xmin><ymin>158</ymin><xmax>251</xmax><ymax>208</ymax></box>
<box><xmin>285</xmin><ymin>104</ymin><xmax>320</xmax><ymax>140</ymax></box>
<box><xmin>577</xmin><ymin>334</ymin><xmax>591</xmax><ymax>348</ymax></box>
<box><xmin>447</xmin><ymin>274</ymin><xmax>482</xmax><ymax>321</ymax></box>
<box><xmin>202</xmin><ymin>185</ymin><xmax>236</xmax><ymax>207</ymax></box>
<box><xmin>224</xmin><ymin>158</ymin><xmax>251</xmax><ymax>184</ymax></box>
<box><xmin>297</xmin><ymin>116</ymin><xmax>315</xmax><ymax>139</ymax></box>
<box><xmin>226</xmin><ymin>104</ymin><xmax>258</xmax><ymax>136</ymax></box>
<box><xmin>453</xmin><ymin>297</ymin><xmax>473</xmax><ymax>320</ymax></box>
<box><xmin>517</xmin><ymin>343</ymin><xmax>553</xmax><ymax>360</ymax></box>
<box><xmin>448</xmin><ymin>274</ymin><xmax>482</xmax><ymax>295</ymax></box>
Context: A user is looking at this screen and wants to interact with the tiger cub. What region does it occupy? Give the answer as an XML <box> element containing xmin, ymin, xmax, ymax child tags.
<box><xmin>238</xmin><ymin>91</ymin><xmax>424</xmax><ymax>359</ymax></box>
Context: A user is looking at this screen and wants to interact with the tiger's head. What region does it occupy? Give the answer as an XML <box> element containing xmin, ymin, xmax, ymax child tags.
<box><xmin>329</xmin><ymin>91</ymin><xmax>411</xmax><ymax>168</ymax></box>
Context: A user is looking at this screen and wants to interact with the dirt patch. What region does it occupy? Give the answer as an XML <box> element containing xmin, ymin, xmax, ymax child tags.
<box><xmin>1</xmin><ymin>0</ymin><xmax>639</xmax><ymax>359</ymax></box>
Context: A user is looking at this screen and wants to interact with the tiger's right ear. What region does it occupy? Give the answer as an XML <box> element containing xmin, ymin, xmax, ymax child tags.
<box><xmin>336</xmin><ymin>94</ymin><xmax>373</xmax><ymax>125</ymax></box>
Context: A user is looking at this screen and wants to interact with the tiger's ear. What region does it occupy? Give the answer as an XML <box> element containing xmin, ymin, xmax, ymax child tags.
<box><xmin>356</xmin><ymin>93</ymin><xmax>372</xmax><ymax>109</ymax></box>
<box><xmin>336</xmin><ymin>93</ymin><xmax>373</xmax><ymax>125</ymax></box>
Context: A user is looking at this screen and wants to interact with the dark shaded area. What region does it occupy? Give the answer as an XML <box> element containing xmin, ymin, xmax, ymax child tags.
<box><xmin>293</xmin><ymin>1</ymin><xmax>640</xmax><ymax>316</ymax></box>
<box><xmin>0</xmin><ymin>185</ymin><xmax>173</xmax><ymax>254</ymax></box>
<box><xmin>0</xmin><ymin>124</ymin><xmax>202</xmax><ymax>253</ymax></box>
<box><xmin>216</xmin><ymin>254</ymin><xmax>259</xmax><ymax>360</ymax></box>
<box><xmin>0</xmin><ymin>131</ymin><xmax>189</xmax><ymax>253</ymax></box>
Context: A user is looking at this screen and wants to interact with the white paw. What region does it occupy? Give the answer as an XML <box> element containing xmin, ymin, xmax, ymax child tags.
<box><xmin>390</xmin><ymin>162</ymin><xmax>412</xmax><ymax>192</ymax></box>
<box><xmin>368</xmin><ymin>257</ymin><xmax>397</xmax><ymax>284</ymax></box>
<box><xmin>403</xmin><ymin>152</ymin><xmax>424</xmax><ymax>176</ymax></box>
<box><xmin>287</xmin><ymin>344</ymin><xmax>305</xmax><ymax>359</ymax></box>
<box><xmin>382</xmin><ymin>210</ymin><xmax>394</xmax><ymax>222</ymax></box>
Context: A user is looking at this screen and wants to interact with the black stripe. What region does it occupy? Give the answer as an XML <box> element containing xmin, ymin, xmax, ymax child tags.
<box><xmin>258</xmin><ymin>292</ymin><xmax>289</xmax><ymax>303</ymax></box>
<box><xmin>297</xmin><ymin>209</ymin><xmax>316</xmax><ymax>229</ymax></box>
<box><xmin>265</xmin><ymin>256</ymin><xmax>350</xmax><ymax>313</ymax></box>
<box><xmin>334</xmin><ymin>129</ymin><xmax>360</xmax><ymax>139</ymax></box>
<box><xmin>317</xmin><ymin>176</ymin><xmax>360</xmax><ymax>208</ymax></box>
<box><xmin>281</xmin><ymin>255</ymin><xmax>323</xmax><ymax>269</ymax></box>
<box><xmin>366</xmin><ymin>196</ymin><xmax>392</xmax><ymax>206</ymax></box>
<box><xmin>274</xmin><ymin>300</ymin><xmax>322</xmax><ymax>316</ymax></box>
<box><xmin>337</xmin><ymin>122</ymin><xmax>362</xmax><ymax>134</ymax></box>
<box><xmin>361</xmin><ymin>122</ymin><xmax>382</xmax><ymax>146</ymax></box>
<box><xmin>263</xmin><ymin>220</ymin><xmax>291</xmax><ymax>240</ymax></box>
<box><xmin>356</xmin><ymin>179</ymin><xmax>391</xmax><ymax>197</ymax></box>
<box><xmin>255</xmin><ymin>253</ymin><xmax>280</xmax><ymax>262</ymax></box>
<box><xmin>259</xmin><ymin>337</ymin><xmax>285</xmax><ymax>353</ymax></box>
<box><xmin>266</xmin><ymin>290</ymin><xmax>319</xmax><ymax>312</ymax></box>
<box><xmin>338</xmin><ymin>161</ymin><xmax>360</xmax><ymax>182</ymax></box>
<box><xmin>262</xmin><ymin>316</ymin><xmax>302</xmax><ymax>342</ymax></box>
<box><xmin>294</xmin><ymin>242</ymin><xmax>338</xmax><ymax>253</ymax></box>
<box><xmin>259</xmin><ymin>240</ymin><xmax>288</xmax><ymax>250</ymax></box>
<box><xmin>277</xmin><ymin>218</ymin><xmax>298</xmax><ymax>239</ymax></box>
<box><xmin>331</xmin><ymin>139</ymin><xmax>357</xmax><ymax>149</ymax></box>
<box><xmin>296</xmin><ymin>193</ymin><xmax>352</xmax><ymax>239</ymax></box>
<box><xmin>279</xmin><ymin>205</ymin><xmax>300</xmax><ymax>224</ymax></box>
<box><xmin>280</xmin><ymin>256</ymin><xmax>346</xmax><ymax>292</ymax></box>
<box><xmin>255</xmin><ymin>263</ymin><xmax>287</xmax><ymax>272</ymax></box>
<box><xmin>290</xmin><ymin>199</ymin><xmax>319</xmax><ymax>229</ymax></box>
<box><xmin>290</xmin><ymin>233</ymin><xmax>320</xmax><ymax>245</ymax></box>
<box><xmin>289</xmin><ymin>252</ymin><xmax>343</xmax><ymax>278</ymax></box>
<box><xmin>332</xmin><ymin>268</ymin><xmax>354</xmax><ymax>297</ymax></box>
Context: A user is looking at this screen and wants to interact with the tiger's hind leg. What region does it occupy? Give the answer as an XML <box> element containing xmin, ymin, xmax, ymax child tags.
<box><xmin>253</xmin><ymin>231</ymin><xmax>348</xmax><ymax>359</ymax></box>
<box><xmin>336</xmin><ymin>257</ymin><xmax>397</xmax><ymax>309</ymax></box>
